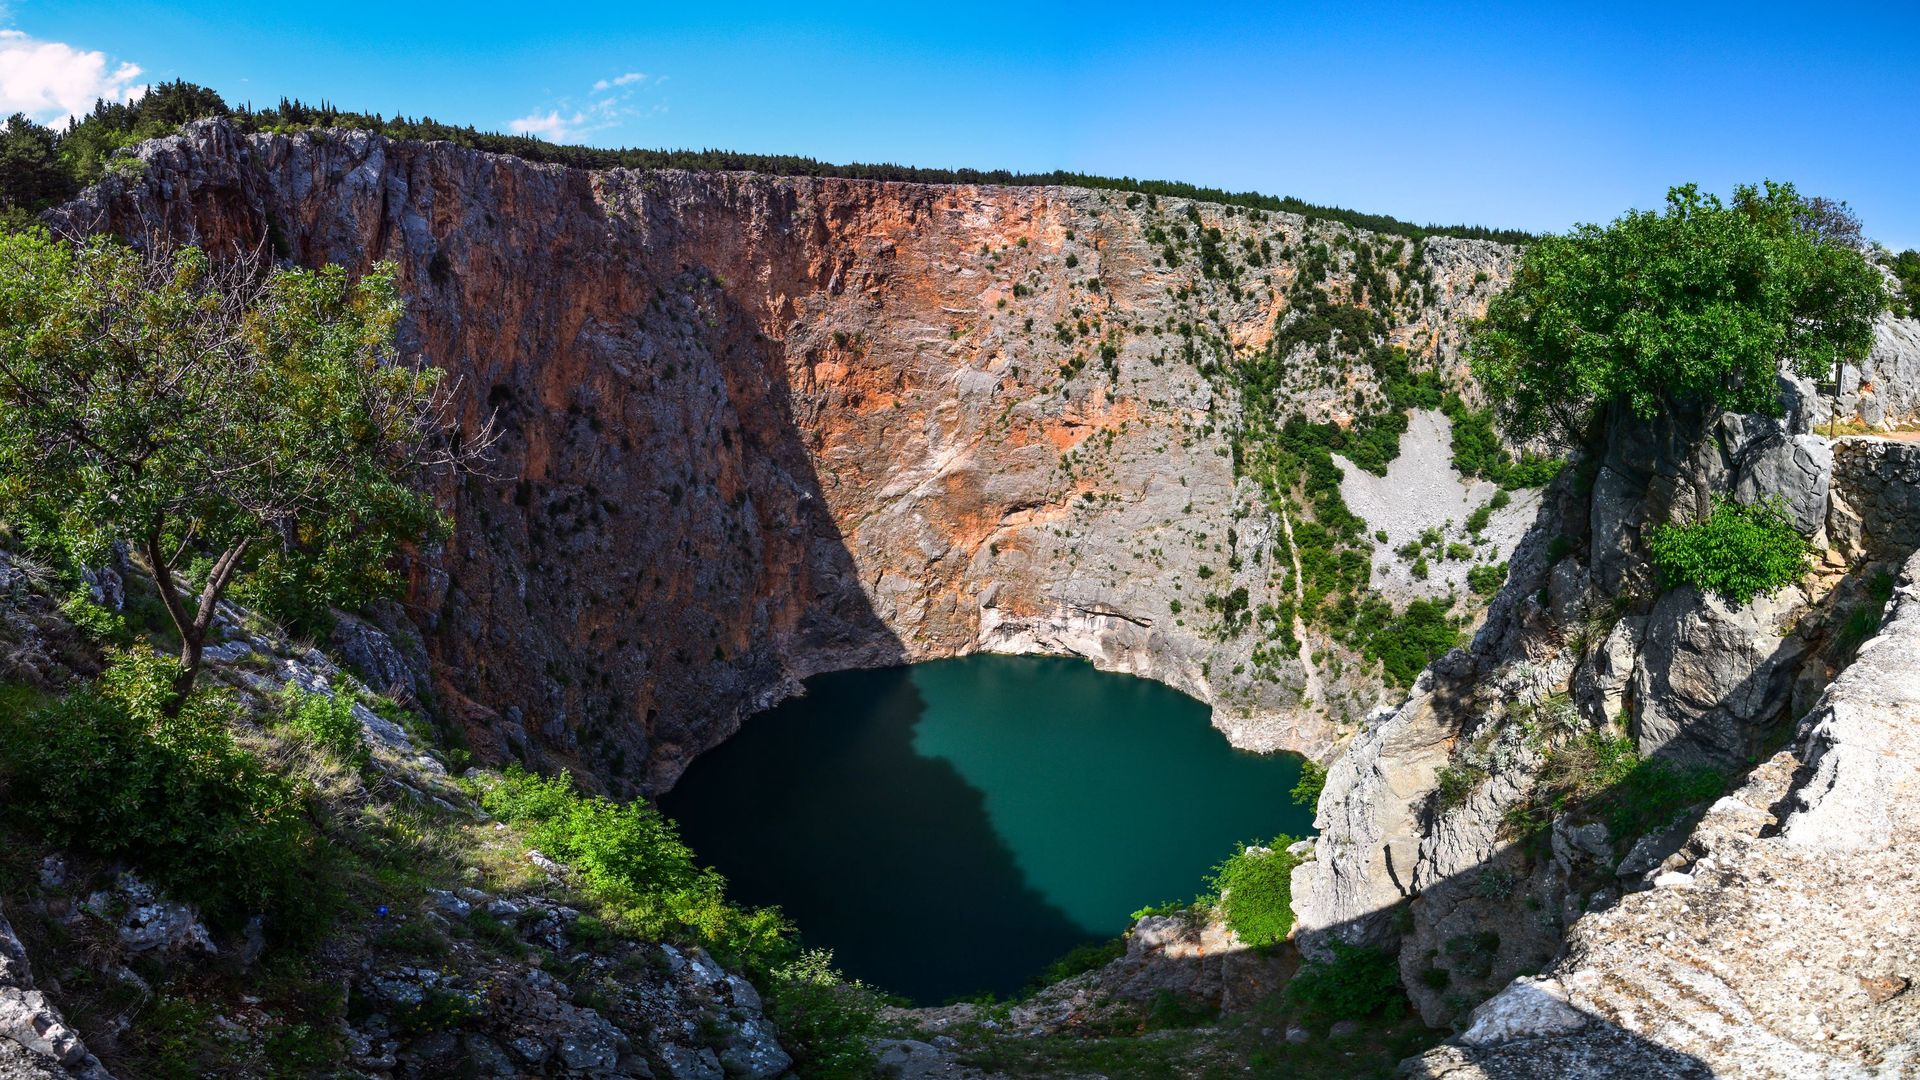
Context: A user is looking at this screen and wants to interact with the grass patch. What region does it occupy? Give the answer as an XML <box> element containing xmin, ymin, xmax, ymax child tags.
<box><xmin>476</xmin><ymin>765</ymin><xmax>791</xmax><ymax>971</ymax></box>
<box><xmin>276</xmin><ymin>684</ymin><xmax>370</xmax><ymax>769</ymax></box>
<box><xmin>1502</xmin><ymin>730</ymin><xmax>1725</xmax><ymax>849</ymax></box>
<box><xmin>1025</xmin><ymin>937</ymin><xmax>1127</xmax><ymax>993</ymax></box>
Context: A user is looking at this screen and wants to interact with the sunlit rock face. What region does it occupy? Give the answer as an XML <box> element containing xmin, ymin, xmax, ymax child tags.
<box><xmin>58</xmin><ymin>119</ymin><xmax>1517</xmax><ymax>793</ymax></box>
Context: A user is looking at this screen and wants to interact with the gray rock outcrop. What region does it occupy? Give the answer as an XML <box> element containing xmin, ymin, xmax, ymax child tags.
<box><xmin>1629</xmin><ymin>582</ymin><xmax>1810</xmax><ymax>769</ymax></box>
<box><xmin>0</xmin><ymin>910</ymin><xmax>110</xmax><ymax>1080</ymax></box>
<box><xmin>1410</xmin><ymin>548</ymin><xmax>1920</xmax><ymax>1077</ymax></box>
<box><xmin>1295</xmin><ymin>380</ymin><xmax>1920</xmax><ymax>1037</ymax></box>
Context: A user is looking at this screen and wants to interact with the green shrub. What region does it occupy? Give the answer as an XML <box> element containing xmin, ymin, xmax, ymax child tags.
<box><xmin>1144</xmin><ymin>988</ymin><xmax>1217</xmax><ymax>1030</ymax></box>
<box><xmin>1286</xmin><ymin>941</ymin><xmax>1405</xmax><ymax>1022</ymax></box>
<box><xmin>478</xmin><ymin>766</ymin><xmax>791</xmax><ymax>970</ymax></box>
<box><xmin>1834</xmin><ymin>570</ymin><xmax>1897</xmax><ymax>656</ymax></box>
<box><xmin>278</xmin><ymin>685</ymin><xmax>369</xmax><ymax>768</ymax></box>
<box><xmin>1516</xmin><ymin>730</ymin><xmax>1725</xmax><ymax>846</ymax></box>
<box><xmin>0</xmin><ymin>651</ymin><xmax>331</xmax><ymax>936</ymax></box>
<box><xmin>1364</xmin><ymin>598</ymin><xmax>1461</xmax><ymax>687</ymax></box>
<box><xmin>1434</xmin><ymin>763</ymin><xmax>1485</xmax><ymax>812</ymax></box>
<box><xmin>1291</xmin><ymin>759</ymin><xmax>1328</xmax><ymax>808</ymax></box>
<box><xmin>1209</xmin><ymin>836</ymin><xmax>1303</xmax><ymax>947</ymax></box>
<box><xmin>1467</xmin><ymin>562</ymin><xmax>1508</xmax><ymax>595</ymax></box>
<box><xmin>764</xmin><ymin>949</ymin><xmax>880</xmax><ymax>1080</ymax></box>
<box><xmin>1598</xmin><ymin>748</ymin><xmax>1725</xmax><ymax>840</ymax></box>
<box><xmin>1443</xmin><ymin>931</ymin><xmax>1500</xmax><ymax>979</ymax></box>
<box><xmin>1027</xmin><ymin>937</ymin><xmax>1126</xmax><ymax>992</ymax></box>
<box><xmin>1647</xmin><ymin>496</ymin><xmax>1808</xmax><ymax>605</ymax></box>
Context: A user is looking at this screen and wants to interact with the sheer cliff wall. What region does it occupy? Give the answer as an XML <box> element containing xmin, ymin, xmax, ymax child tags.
<box><xmin>56</xmin><ymin>120</ymin><xmax>1521</xmax><ymax>792</ymax></box>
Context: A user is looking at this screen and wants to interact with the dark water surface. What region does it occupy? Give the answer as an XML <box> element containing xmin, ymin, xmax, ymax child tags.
<box><xmin>660</xmin><ymin>655</ymin><xmax>1313</xmax><ymax>1004</ymax></box>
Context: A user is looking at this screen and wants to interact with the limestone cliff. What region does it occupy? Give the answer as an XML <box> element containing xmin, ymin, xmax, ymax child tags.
<box><xmin>56</xmin><ymin>119</ymin><xmax>1516</xmax><ymax>792</ymax></box>
<box><xmin>1416</xmin><ymin>543</ymin><xmax>1920</xmax><ymax>1078</ymax></box>
<box><xmin>1289</xmin><ymin>307</ymin><xmax>1920</xmax><ymax>1069</ymax></box>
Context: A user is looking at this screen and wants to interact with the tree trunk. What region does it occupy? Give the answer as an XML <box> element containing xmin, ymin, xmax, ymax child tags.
<box><xmin>144</xmin><ymin>522</ymin><xmax>250</xmax><ymax>716</ymax></box>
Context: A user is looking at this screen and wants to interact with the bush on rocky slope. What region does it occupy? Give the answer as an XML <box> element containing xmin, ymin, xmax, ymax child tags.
<box><xmin>1647</xmin><ymin>495</ymin><xmax>1809</xmax><ymax>605</ymax></box>
<box><xmin>1286</xmin><ymin>941</ymin><xmax>1405</xmax><ymax>1023</ymax></box>
<box><xmin>1209</xmin><ymin>837</ymin><xmax>1306</xmax><ymax>947</ymax></box>
<box><xmin>476</xmin><ymin>765</ymin><xmax>792</xmax><ymax>971</ymax></box>
<box><xmin>0</xmin><ymin>649</ymin><xmax>336</xmax><ymax>939</ymax></box>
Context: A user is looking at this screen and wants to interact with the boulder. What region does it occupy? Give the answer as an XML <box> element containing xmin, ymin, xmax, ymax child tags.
<box><xmin>1630</xmin><ymin>584</ymin><xmax>1808</xmax><ymax>769</ymax></box>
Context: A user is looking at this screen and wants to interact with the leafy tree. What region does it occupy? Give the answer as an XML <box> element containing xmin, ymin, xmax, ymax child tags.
<box><xmin>0</xmin><ymin>113</ymin><xmax>76</xmax><ymax>224</ymax></box>
<box><xmin>0</xmin><ymin>230</ymin><xmax>484</xmax><ymax>710</ymax></box>
<box><xmin>56</xmin><ymin>79</ymin><xmax>231</xmax><ymax>183</ymax></box>
<box><xmin>1890</xmin><ymin>249</ymin><xmax>1920</xmax><ymax>318</ymax></box>
<box><xmin>1468</xmin><ymin>182</ymin><xmax>1887</xmax><ymax>444</ymax></box>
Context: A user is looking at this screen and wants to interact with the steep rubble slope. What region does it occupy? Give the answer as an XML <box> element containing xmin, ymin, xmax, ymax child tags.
<box><xmin>0</xmin><ymin>549</ymin><xmax>795</xmax><ymax>1080</ymax></box>
<box><xmin>56</xmin><ymin>120</ymin><xmax>1515</xmax><ymax>791</ymax></box>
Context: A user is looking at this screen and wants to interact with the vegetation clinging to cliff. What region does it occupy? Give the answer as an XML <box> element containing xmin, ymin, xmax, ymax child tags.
<box><xmin>0</xmin><ymin>650</ymin><xmax>336</xmax><ymax>939</ymax></box>
<box><xmin>1468</xmin><ymin>181</ymin><xmax>1887</xmax><ymax>444</ymax></box>
<box><xmin>1647</xmin><ymin>496</ymin><xmax>1810</xmax><ymax>606</ymax></box>
<box><xmin>1888</xmin><ymin>249</ymin><xmax>1920</xmax><ymax>319</ymax></box>
<box><xmin>477</xmin><ymin>766</ymin><xmax>883</xmax><ymax>1075</ymax></box>
<box><xmin>0</xmin><ymin>80</ymin><xmax>1532</xmax><ymax>243</ymax></box>
<box><xmin>1209</xmin><ymin>836</ymin><xmax>1305</xmax><ymax>948</ymax></box>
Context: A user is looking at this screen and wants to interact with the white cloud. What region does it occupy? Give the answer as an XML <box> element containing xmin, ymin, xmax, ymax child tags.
<box><xmin>508</xmin><ymin>70</ymin><xmax>662</xmax><ymax>145</ymax></box>
<box><xmin>592</xmin><ymin>71</ymin><xmax>645</xmax><ymax>91</ymax></box>
<box><xmin>0</xmin><ymin>29</ymin><xmax>146</xmax><ymax>124</ymax></box>
<box><xmin>507</xmin><ymin>109</ymin><xmax>586</xmax><ymax>141</ymax></box>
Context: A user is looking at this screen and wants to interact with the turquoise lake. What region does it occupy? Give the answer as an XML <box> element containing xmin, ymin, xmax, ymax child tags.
<box><xmin>660</xmin><ymin>655</ymin><xmax>1314</xmax><ymax>1004</ymax></box>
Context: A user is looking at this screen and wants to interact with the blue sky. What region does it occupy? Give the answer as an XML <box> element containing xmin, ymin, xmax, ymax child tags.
<box><xmin>7</xmin><ymin>1</ymin><xmax>1918</xmax><ymax>247</ymax></box>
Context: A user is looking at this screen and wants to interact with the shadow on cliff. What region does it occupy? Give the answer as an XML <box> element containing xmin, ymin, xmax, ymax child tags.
<box><xmin>56</xmin><ymin>131</ymin><xmax>917</xmax><ymax>797</ymax></box>
<box><xmin>660</xmin><ymin>664</ymin><xmax>1098</xmax><ymax>1005</ymax></box>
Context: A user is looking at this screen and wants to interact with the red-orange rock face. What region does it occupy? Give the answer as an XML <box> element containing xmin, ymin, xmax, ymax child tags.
<box><xmin>61</xmin><ymin>121</ymin><xmax>1515</xmax><ymax>793</ymax></box>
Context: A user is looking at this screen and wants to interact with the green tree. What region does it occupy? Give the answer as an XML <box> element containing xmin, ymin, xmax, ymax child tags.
<box><xmin>1468</xmin><ymin>182</ymin><xmax>1886</xmax><ymax>444</ymax></box>
<box><xmin>0</xmin><ymin>230</ymin><xmax>485</xmax><ymax>710</ymax></box>
<box><xmin>1890</xmin><ymin>249</ymin><xmax>1920</xmax><ymax>319</ymax></box>
<box><xmin>0</xmin><ymin>113</ymin><xmax>76</xmax><ymax>224</ymax></box>
<box><xmin>55</xmin><ymin>79</ymin><xmax>231</xmax><ymax>183</ymax></box>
